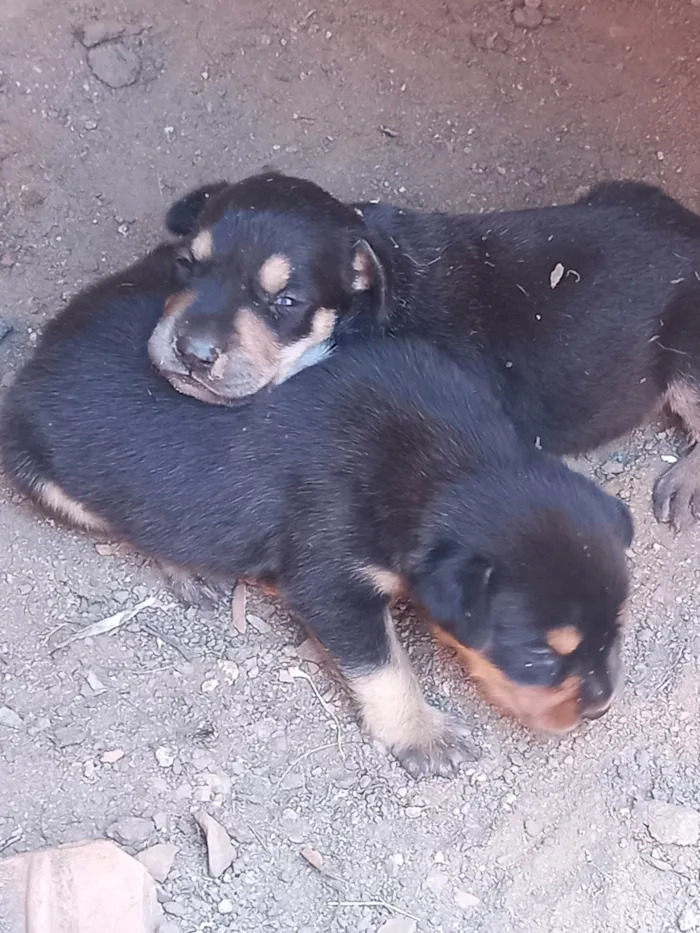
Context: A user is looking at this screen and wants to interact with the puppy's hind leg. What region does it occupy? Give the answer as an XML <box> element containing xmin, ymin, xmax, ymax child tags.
<box><xmin>653</xmin><ymin>377</ymin><xmax>700</xmax><ymax>532</ymax></box>
<box><xmin>292</xmin><ymin>576</ymin><xmax>480</xmax><ymax>778</ymax></box>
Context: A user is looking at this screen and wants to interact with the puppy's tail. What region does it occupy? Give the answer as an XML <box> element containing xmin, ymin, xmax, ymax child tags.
<box><xmin>0</xmin><ymin>402</ymin><xmax>52</xmax><ymax>501</ymax></box>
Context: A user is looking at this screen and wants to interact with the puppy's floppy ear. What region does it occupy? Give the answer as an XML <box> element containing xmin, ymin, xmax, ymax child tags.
<box><xmin>165</xmin><ymin>181</ymin><xmax>229</xmax><ymax>236</ymax></box>
<box><xmin>351</xmin><ymin>238</ymin><xmax>391</xmax><ymax>322</ymax></box>
<box><xmin>412</xmin><ymin>539</ymin><xmax>494</xmax><ymax>648</ymax></box>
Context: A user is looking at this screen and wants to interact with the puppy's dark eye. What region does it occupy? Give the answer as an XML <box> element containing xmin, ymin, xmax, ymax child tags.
<box><xmin>174</xmin><ymin>252</ymin><xmax>195</xmax><ymax>281</ymax></box>
<box><xmin>272</xmin><ymin>295</ymin><xmax>297</xmax><ymax>308</ymax></box>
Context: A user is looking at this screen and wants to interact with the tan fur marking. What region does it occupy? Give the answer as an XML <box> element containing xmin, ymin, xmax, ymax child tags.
<box><xmin>433</xmin><ymin>627</ymin><xmax>582</xmax><ymax>733</ymax></box>
<box><xmin>191</xmin><ymin>229</ymin><xmax>213</xmax><ymax>261</ymax></box>
<box><xmin>352</xmin><ymin>247</ymin><xmax>373</xmax><ymax>292</ymax></box>
<box><xmin>225</xmin><ymin>308</ymin><xmax>281</xmax><ymax>377</ymax></box>
<box><xmin>274</xmin><ymin>308</ymin><xmax>337</xmax><ymax>384</ymax></box>
<box><xmin>259</xmin><ymin>254</ymin><xmax>291</xmax><ymax>294</ymax></box>
<box><xmin>357</xmin><ymin>564</ymin><xmax>405</xmax><ymax>600</ymax></box>
<box><xmin>545</xmin><ymin>625</ymin><xmax>583</xmax><ymax>656</ymax></box>
<box><xmin>350</xmin><ymin>612</ymin><xmax>445</xmax><ymax>751</ymax></box>
<box><xmin>162</xmin><ymin>289</ymin><xmax>196</xmax><ymax>319</ymax></box>
<box><xmin>664</xmin><ymin>378</ymin><xmax>700</xmax><ymax>440</ymax></box>
<box><xmin>38</xmin><ymin>482</ymin><xmax>108</xmax><ymax>532</ymax></box>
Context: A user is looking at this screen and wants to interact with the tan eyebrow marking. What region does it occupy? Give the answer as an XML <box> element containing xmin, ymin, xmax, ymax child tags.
<box><xmin>545</xmin><ymin>625</ymin><xmax>583</xmax><ymax>655</ymax></box>
<box><xmin>191</xmin><ymin>229</ymin><xmax>213</xmax><ymax>261</ymax></box>
<box><xmin>259</xmin><ymin>254</ymin><xmax>291</xmax><ymax>294</ymax></box>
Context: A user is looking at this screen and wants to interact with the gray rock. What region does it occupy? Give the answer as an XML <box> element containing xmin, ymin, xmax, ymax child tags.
<box><xmin>107</xmin><ymin>817</ymin><xmax>154</xmax><ymax>847</ymax></box>
<box><xmin>512</xmin><ymin>6</ymin><xmax>544</xmax><ymax>28</ymax></box>
<box><xmin>454</xmin><ymin>889</ymin><xmax>481</xmax><ymax>909</ymax></box>
<box><xmin>425</xmin><ymin>871</ymin><xmax>449</xmax><ymax>895</ymax></box>
<box><xmin>162</xmin><ymin>902</ymin><xmax>187</xmax><ymax>918</ymax></box>
<box><xmin>52</xmin><ymin>724</ymin><xmax>87</xmax><ymax>748</ymax></box>
<box><xmin>87</xmin><ymin>42</ymin><xmax>140</xmax><ymax>88</ymax></box>
<box><xmin>136</xmin><ymin>843</ymin><xmax>178</xmax><ymax>882</ymax></box>
<box><xmin>641</xmin><ymin>801</ymin><xmax>700</xmax><ymax>846</ymax></box>
<box><xmin>679</xmin><ymin>906</ymin><xmax>700</xmax><ymax>931</ymax></box>
<box><xmin>0</xmin><ymin>706</ymin><xmax>23</xmax><ymax>730</ymax></box>
<box><xmin>195</xmin><ymin>811</ymin><xmax>236</xmax><ymax>878</ymax></box>
<box><xmin>378</xmin><ymin>919</ymin><xmax>416</xmax><ymax>933</ymax></box>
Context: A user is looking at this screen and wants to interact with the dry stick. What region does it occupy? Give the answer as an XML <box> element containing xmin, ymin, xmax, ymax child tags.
<box><xmin>51</xmin><ymin>597</ymin><xmax>157</xmax><ymax>652</ymax></box>
<box><xmin>0</xmin><ymin>827</ymin><xmax>23</xmax><ymax>853</ymax></box>
<box><xmin>329</xmin><ymin>900</ymin><xmax>419</xmax><ymax>922</ymax></box>
<box><xmin>289</xmin><ymin>666</ymin><xmax>344</xmax><ymax>759</ymax></box>
<box><xmin>274</xmin><ymin>742</ymin><xmax>338</xmax><ymax>792</ymax></box>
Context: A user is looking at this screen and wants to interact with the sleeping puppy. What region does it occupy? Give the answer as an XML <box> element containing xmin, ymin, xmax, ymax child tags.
<box><xmin>0</xmin><ymin>247</ymin><xmax>632</xmax><ymax>777</ymax></box>
<box><xmin>149</xmin><ymin>172</ymin><xmax>700</xmax><ymax>531</ymax></box>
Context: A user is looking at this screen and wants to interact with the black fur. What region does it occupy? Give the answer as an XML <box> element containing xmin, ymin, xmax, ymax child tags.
<box><xmin>157</xmin><ymin>173</ymin><xmax>700</xmax><ymax>529</ymax></box>
<box><xmin>1</xmin><ymin>247</ymin><xmax>631</xmax><ymax>774</ymax></box>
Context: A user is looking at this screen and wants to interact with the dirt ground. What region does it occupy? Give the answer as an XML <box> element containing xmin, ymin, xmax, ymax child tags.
<box><xmin>1</xmin><ymin>0</ymin><xmax>700</xmax><ymax>930</ymax></box>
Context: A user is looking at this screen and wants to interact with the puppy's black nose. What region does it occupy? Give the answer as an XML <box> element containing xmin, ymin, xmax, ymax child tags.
<box><xmin>582</xmin><ymin>703</ymin><xmax>611</xmax><ymax>721</ymax></box>
<box><xmin>175</xmin><ymin>334</ymin><xmax>218</xmax><ymax>368</ymax></box>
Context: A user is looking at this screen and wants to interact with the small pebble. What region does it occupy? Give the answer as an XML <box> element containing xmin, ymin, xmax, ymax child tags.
<box><xmin>107</xmin><ymin>816</ymin><xmax>153</xmax><ymax>846</ymax></box>
<box><xmin>136</xmin><ymin>843</ymin><xmax>178</xmax><ymax>882</ymax></box>
<box><xmin>679</xmin><ymin>906</ymin><xmax>700</xmax><ymax>931</ymax></box>
<box><xmin>218</xmin><ymin>899</ymin><xmax>234</xmax><ymax>915</ymax></box>
<box><xmin>512</xmin><ymin>6</ymin><xmax>544</xmax><ymax>28</ymax></box>
<box><xmin>0</xmin><ymin>706</ymin><xmax>24</xmax><ymax>730</ymax></box>
<box><xmin>155</xmin><ymin>746</ymin><xmax>176</xmax><ymax>768</ymax></box>
<box><xmin>52</xmin><ymin>724</ymin><xmax>87</xmax><ymax>748</ymax></box>
<box><xmin>454</xmin><ymin>889</ymin><xmax>481</xmax><ymax>909</ymax></box>
<box><xmin>377</xmin><ymin>918</ymin><xmax>416</xmax><ymax>933</ymax></box>
<box><xmin>195</xmin><ymin>810</ymin><xmax>236</xmax><ymax>878</ymax></box>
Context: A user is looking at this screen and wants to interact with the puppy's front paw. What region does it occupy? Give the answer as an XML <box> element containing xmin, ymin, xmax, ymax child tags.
<box><xmin>392</xmin><ymin>712</ymin><xmax>481</xmax><ymax>780</ymax></box>
<box><xmin>652</xmin><ymin>458</ymin><xmax>700</xmax><ymax>532</ymax></box>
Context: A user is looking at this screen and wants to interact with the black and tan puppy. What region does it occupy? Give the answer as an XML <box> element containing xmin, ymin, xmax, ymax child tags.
<box><xmin>149</xmin><ymin>172</ymin><xmax>700</xmax><ymax>530</ymax></box>
<box><xmin>0</xmin><ymin>248</ymin><xmax>632</xmax><ymax>776</ymax></box>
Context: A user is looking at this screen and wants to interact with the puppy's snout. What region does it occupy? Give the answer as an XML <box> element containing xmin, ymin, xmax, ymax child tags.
<box><xmin>175</xmin><ymin>334</ymin><xmax>219</xmax><ymax>369</ymax></box>
<box><xmin>582</xmin><ymin>702</ymin><xmax>611</xmax><ymax>721</ymax></box>
<box><xmin>579</xmin><ymin>665</ymin><xmax>616</xmax><ymax>721</ymax></box>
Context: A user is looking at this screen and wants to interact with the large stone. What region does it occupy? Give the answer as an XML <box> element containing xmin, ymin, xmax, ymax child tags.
<box><xmin>641</xmin><ymin>800</ymin><xmax>700</xmax><ymax>846</ymax></box>
<box><xmin>0</xmin><ymin>839</ymin><xmax>168</xmax><ymax>932</ymax></box>
<box><xmin>87</xmin><ymin>42</ymin><xmax>140</xmax><ymax>88</ymax></box>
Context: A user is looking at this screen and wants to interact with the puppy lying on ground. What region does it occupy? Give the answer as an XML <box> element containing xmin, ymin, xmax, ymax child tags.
<box><xmin>150</xmin><ymin>172</ymin><xmax>700</xmax><ymax>531</ymax></box>
<box><xmin>0</xmin><ymin>247</ymin><xmax>632</xmax><ymax>777</ymax></box>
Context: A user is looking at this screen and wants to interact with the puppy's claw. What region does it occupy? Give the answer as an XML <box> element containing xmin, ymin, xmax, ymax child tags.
<box><xmin>652</xmin><ymin>462</ymin><xmax>700</xmax><ymax>533</ymax></box>
<box><xmin>393</xmin><ymin>715</ymin><xmax>481</xmax><ymax>780</ymax></box>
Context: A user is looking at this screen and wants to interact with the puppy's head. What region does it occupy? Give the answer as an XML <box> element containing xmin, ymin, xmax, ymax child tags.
<box><xmin>413</xmin><ymin>471</ymin><xmax>633</xmax><ymax>733</ymax></box>
<box><xmin>149</xmin><ymin>171</ymin><xmax>389</xmax><ymax>405</ymax></box>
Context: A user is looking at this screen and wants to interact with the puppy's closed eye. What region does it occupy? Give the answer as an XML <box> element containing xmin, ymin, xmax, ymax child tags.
<box><xmin>174</xmin><ymin>251</ymin><xmax>195</xmax><ymax>282</ymax></box>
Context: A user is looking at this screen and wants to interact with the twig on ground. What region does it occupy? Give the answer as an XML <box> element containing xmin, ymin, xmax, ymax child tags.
<box><xmin>288</xmin><ymin>666</ymin><xmax>344</xmax><ymax>758</ymax></box>
<box><xmin>329</xmin><ymin>900</ymin><xmax>419</xmax><ymax>922</ymax></box>
<box><xmin>50</xmin><ymin>597</ymin><xmax>157</xmax><ymax>652</ymax></box>
<box><xmin>274</xmin><ymin>742</ymin><xmax>338</xmax><ymax>791</ymax></box>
